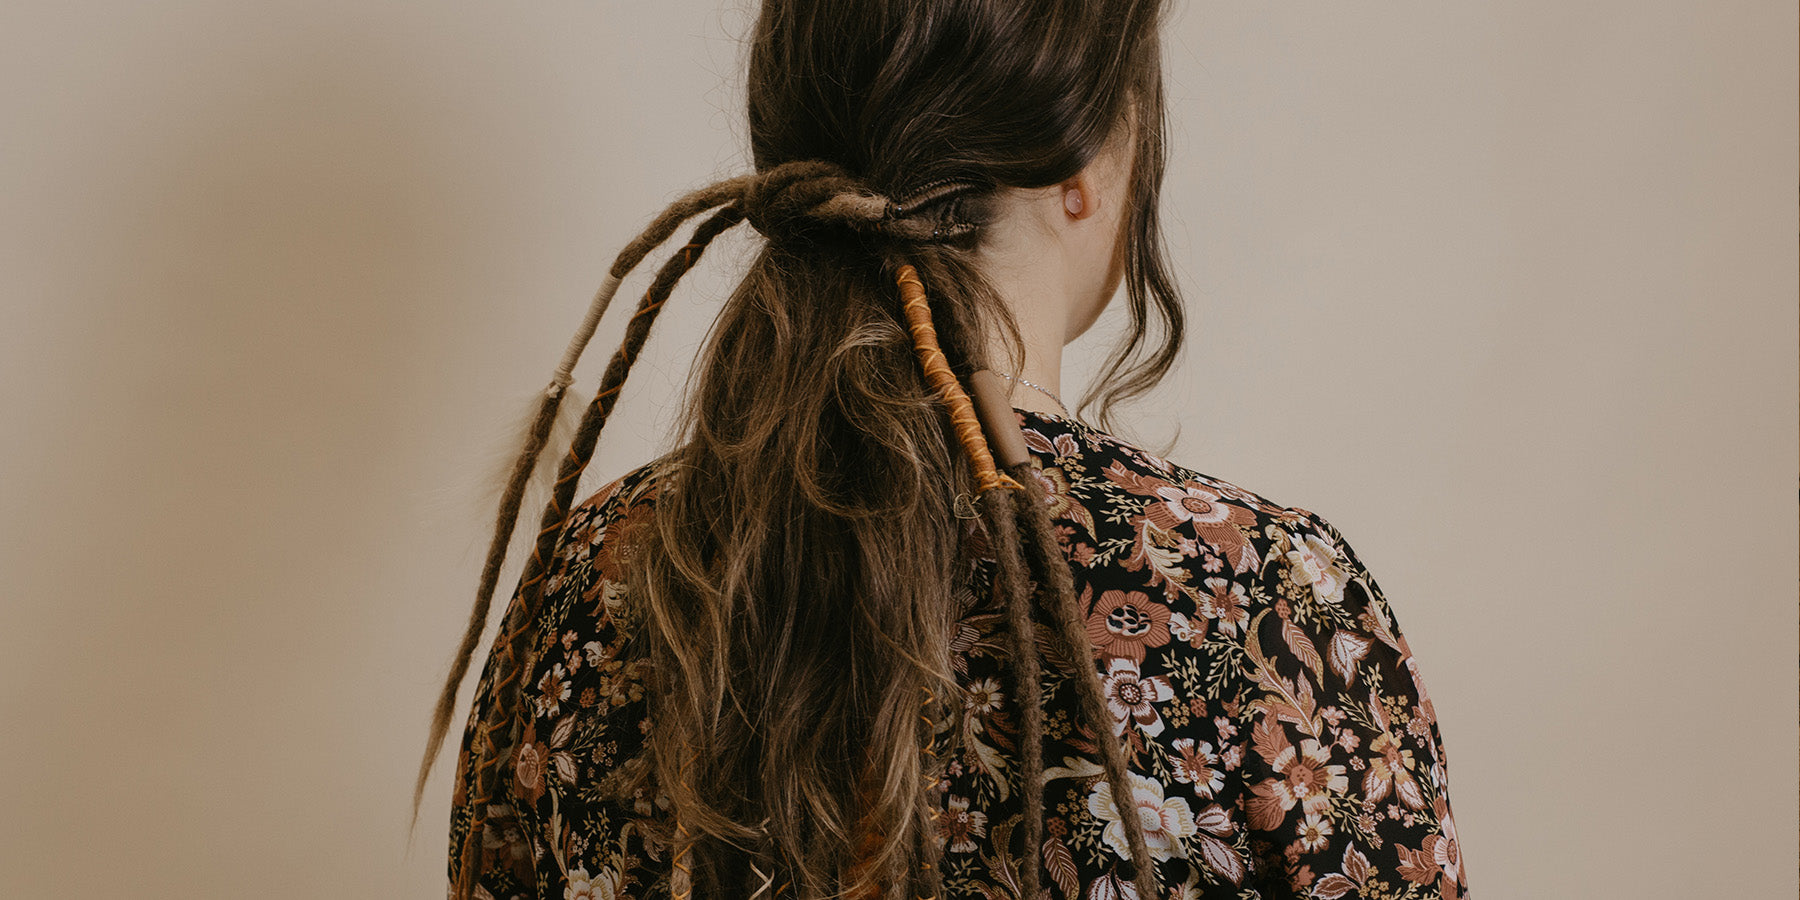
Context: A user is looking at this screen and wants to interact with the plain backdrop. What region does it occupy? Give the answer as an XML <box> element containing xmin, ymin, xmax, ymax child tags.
<box><xmin>1</xmin><ymin>2</ymin><xmax>1794</xmax><ymax>898</ymax></box>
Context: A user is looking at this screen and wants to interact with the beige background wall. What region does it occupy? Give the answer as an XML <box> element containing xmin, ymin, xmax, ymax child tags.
<box><xmin>1</xmin><ymin>2</ymin><xmax>1793</xmax><ymax>897</ymax></box>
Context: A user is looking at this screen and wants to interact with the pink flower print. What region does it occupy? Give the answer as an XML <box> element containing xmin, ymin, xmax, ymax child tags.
<box><xmin>513</xmin><ymin>727</ymin><xmax>546</xmax><ymax>804</ymax></box>
<box><xmin>939</xmin><ymin>795</ymin><xmax>987</xmax><ymax>853</ymax></box>
<box><xmin>1248</xmin><ymin>738</ymin><xmax>1349</xmax><ymax>831</ymax></box>
<box><xmin>1085</xmin><ymin>590</ymin><xmax>1172</xmax><ymax>662</ymax></box>
<box><xmin>1199</xmin><ymin>578</ymin><xmax>1250</xmax><ymax>636</ymax></box>
<box><xmin>1170</xmin><ymin>738</ymin><xmax>1226</xmax><ymax>798</ymax></box>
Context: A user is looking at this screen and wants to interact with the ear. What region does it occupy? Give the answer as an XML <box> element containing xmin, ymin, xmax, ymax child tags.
<box><xmin>1060</xmin><ymin>172</ymin><xmax>1098</xmax><ymax>221</ymax></box>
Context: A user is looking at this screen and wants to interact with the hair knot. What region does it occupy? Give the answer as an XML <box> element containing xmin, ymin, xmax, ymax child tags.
<box><xmin>742</xmin><ymin>160</ymin><xmax>986</xmax><ymax>244</ymax></box>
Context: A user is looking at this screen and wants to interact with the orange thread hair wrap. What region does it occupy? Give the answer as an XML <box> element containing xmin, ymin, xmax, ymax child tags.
<box><xmin>895</xmin><ymin>264</ymin><xmax>1023</xmax><ymax>494</ymax></box>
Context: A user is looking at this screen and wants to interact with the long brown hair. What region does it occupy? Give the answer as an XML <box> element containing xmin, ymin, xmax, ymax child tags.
<box><xmin>418</xmin><ymin>2</ymin><xmax>1183</xmax><ymax>898</ymax></box>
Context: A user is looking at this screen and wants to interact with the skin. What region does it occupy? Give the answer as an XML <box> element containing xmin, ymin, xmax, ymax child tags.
<box><xmin>974</xmin><ymin>124</ymin><xmax>1136</xmax><ymax>418</ymax></box>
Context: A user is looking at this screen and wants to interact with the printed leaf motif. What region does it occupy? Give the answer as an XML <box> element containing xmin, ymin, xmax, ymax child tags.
<box><xmin>1282</xmin><ymin>618</ymin><xmax>1324</xmax><ymax>681</ymax></box>
<box><xmin>1195</xmin><ymin>832</ymin><xmax>1245</xmax><ymax>885</ymax></box>
<box><xmin>1327</xmin><ymin>631</ymin><xmax>1373</xmax><ymax>685</ymax></box>
<box><xmin>1341</xmin><ymin>845</ymin><xmax>1371</xmax><ymax>885</ymax></box>
<box><xmin>550</xmin><ymin>713</ymin><xmax>576</xmax><ymax>748</ymax></box>
<box><xmin>1363</xmin><ymin>767</ymin><xmax>1391</xmax><ymax>805</ymax></box>
<box><xmin>968</xmin><ymin>732</ymin><xmax>1012</xmax><ymax>801</ymax></box>
<box><xmin>1042</xmin><ymin>835</ymin><xmax>1079</xmax><ymax>899</ymax></box>
<box><xmin>1246</xmin><ymin>784</ymin><xmax>1288</xmax><ymax>833</ymax></box>
<box><xmin>1102</xmin><ymin>461</ymin><xmax>1168</xmax><ymax>498</ymax></box>
<box><xmin>1023</xmin><ymin>429</ymin><xmax>1057</xmax><ymax>454</ymax></box>
<box><xmin>1044</xmin><ymin>756</ymin><xmax>1104</xmax><ymax>783</ymax></box>
<box><xmin>1244</xmin><ymin>610</ymin><xmax>1323</xmax><ymax>737</ymax></box>
<box><xmin>1251</xmin><ymin>717</ymin><xmax>1291</xmax><ymax>766</ymax></box>
<box><xmin>1396</xmin><ymin>771</ymin><xmax>1426</xmax><ymax>810</ymax></box>
<box><xmin>1193</xmin><ymin>802</ymin><xmax>1234</xmax><ymax>838</ymax></box>
<box><xmin>1231</xmin><ymin>541</ymin><xmax>1260</xmax><ymax>575</ymax></box>
<box><xmin>1294</xmin><ymin>671</ymin><xmax>1318</xmax><ymax>724</ymax></box>
<box><xmin>1312</xmin><ymin>874</ymin><xmax>1357</xmax><ymax>899</ymax></box>
<box><xmin>550</xmin><ymin>751</ymin><xmax>577</xmax><ymax>785</ymax></box>
<box><xmin>982</xmin><ymin>821</ymin><xmax>1021</xmax><ymax>895</ymax></box>
<box><xmin>1395</xmin><ymin>844</ymin><xmax>1441</xmax><ymax>886</ymax></box>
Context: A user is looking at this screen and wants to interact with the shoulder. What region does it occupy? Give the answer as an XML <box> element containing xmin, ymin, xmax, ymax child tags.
<box><xmin>1015</xmin><ymin>409</ymin><xmax>1393</xmax><ymax>676</ymax></box>
<box><xmin>559</xmin><ymin>457</ymin><xmax>670</xmax><ymax>561</ymax></box>
<box><xmin>532</xmin><ymin>458</ymin><xmax>672</xmax><ymax>634</ymax></box>
<box><xmin>1017</xmin><ymin>408</ymin><xmax>1352</xmax><ymax>579</ymax></box>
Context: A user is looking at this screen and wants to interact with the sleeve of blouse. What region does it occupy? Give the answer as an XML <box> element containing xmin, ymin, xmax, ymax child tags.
<box><xmin>448</xmin><ymin>470</ymin><xmax>666</xmax><ymax>900</ymax></box>
<box><xmin>1234</xmin><ymin>512</ymin><xmax>1471</xmax><ymax>899</ymax></box>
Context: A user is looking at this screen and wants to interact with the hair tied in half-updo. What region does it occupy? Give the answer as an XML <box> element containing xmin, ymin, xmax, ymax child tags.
<box><xmin>742</xmin><ymin>159</ymin><xmax>988</xmax><ymax>244</ymax></box>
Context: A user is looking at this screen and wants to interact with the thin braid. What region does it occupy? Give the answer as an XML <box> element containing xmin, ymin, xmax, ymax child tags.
<box><xmin>1007</xmin><ymin>461</ymin><xmax>1161</xmax><ymax>899</ymax></box>
<box><xmin>416</xmin><ymin>177</ymin><xmax>751</xmax><ymax>828</ymax></box>
<box><xmin>911</xmin><ymin>685</ymin><xmax>947</xmax><ymax>900</ymax></box>
<box><xmin>670</xmin><ymin>749</ymin><xmax>698</xmax><ymax>900</ymax></box>
<box><xmin>457</xmin><ymin>205</ymin><xmax>748</xmax><ymax>895</ymax></box>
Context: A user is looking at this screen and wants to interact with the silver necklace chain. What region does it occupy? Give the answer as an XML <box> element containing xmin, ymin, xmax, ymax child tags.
<box><xmin>990</xmin><ymin>370</ymin><xmax>1068</xmax><ymax>413</ymax></box>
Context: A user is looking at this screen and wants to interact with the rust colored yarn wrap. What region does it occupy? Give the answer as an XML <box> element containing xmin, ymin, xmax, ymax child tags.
<box><xmin>894</xmin><ymin>264</ymin><xmax>1022</xmax><ymax>495</ymax></box>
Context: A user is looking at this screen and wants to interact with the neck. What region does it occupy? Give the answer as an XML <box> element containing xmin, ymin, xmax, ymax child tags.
<box><xmin>973</xmin><ymin>201</ymin><xmax>1077</xmax><ymax>418</ymax></box>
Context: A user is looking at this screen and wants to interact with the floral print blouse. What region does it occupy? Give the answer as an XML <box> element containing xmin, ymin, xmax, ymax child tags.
<box><xmin>449</xmin><ymin>408</ymin><xmax>1471</xmax><ymax>900</ymax></box>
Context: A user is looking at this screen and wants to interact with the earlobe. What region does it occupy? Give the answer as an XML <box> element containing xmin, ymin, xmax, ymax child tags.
<box><xmin>1061</xmin><ymin>174</ymin><xmax>1097</xmax><ymax>220</ymax></box>
<box><xmin>1063</xmin><ymin>185</ymin><xmax>1085</xmax><ymax>217</ymax></box>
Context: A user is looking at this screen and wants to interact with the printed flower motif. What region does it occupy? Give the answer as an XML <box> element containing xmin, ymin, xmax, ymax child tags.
<box><xmin>535</xmin><ymin>663</ymin><xmax>572</xmax><ymax>718</ymax></box>
<box><xmin>1365</xmin><ymin>731</ymin><xmax>1425</xmax><ymax>810</ymax></box>
<box><xmin>1295</xmin><ymin>812</ymin><xmax>1334</xmax><ymax>853</ymax></box>
<box><xmin>1168</xmin><ymin>611</ymin><xmax>1208</xmax><ymax>648</ymax></box>
<box><xmin>1100</xmin><ymin>658</ymin><xmax>1174</xmax><ymax>736</ymax></box>
<box><xmin>513</xmin><ymin>729</ymin><xmax>546</xmax><ymax>804</ymax></box>
<box><xmin>1249</xmin><ymin>738</ymin><xmax>1349</xmax><ymax>830</ymax></box>
<box><xmin>565</xmin><ymin>865</ymin><xmax>619</xmax><ymax>900</ymax></box>
<box><xmin>1086</xmin><ymin>772</ymin><xmax>1196</xmax><ymax>862</ymax></box>
<box><xmin>939</xmin><ymin>795</ymin><xmax>987</xmax><ymax>853</ymax></box>
<box><xmin>1198</xmin><ymin>578</ymin><xmax>1250</xmax><ymax>636</ymax></box>
<box><xmin>1286</xmin><ymin>532</ymin><xmax>1350</xmax><ymax>605</ymax></box>
<box><xmin>963</xmin><ymin>677</ymin><xmax>1003</xmax><ymax>716</ymax></box>
<box><xmin>1427</xmin><ymin>794</ymin><xmax>1464</xmax><ymax>886</ymax></box>
<box><xmin>1170</xmin><ymin>738</ymin><xmax>1226</xmax><ymax>797</ymax></box>
<box><xmin>1147</xmin><ymin>483</ymin><xmax>1236</xmax><ymax>528</ymax></box>
<box><xmin>1026</xmin><ymin>464</ymin><xmax>1097</xmax><ymax>536</ymax></box>
<box><xmin>1085</xmin><ymin>589</ymin><xmax>1172</xmax><ymax>662</ymax></box>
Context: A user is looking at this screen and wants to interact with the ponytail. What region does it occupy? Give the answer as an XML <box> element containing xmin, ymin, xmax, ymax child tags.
<box><xmin>421</xmin><ymin>164</ymin><xmax>1164</xmax><ymax>900</ymax></box>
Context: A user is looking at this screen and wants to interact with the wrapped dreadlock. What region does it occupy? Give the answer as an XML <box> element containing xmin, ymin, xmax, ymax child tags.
<box><xmin>418</xmin><ymin>162</ymin><xmax>1164</xmax><ymax>900</ymax></box>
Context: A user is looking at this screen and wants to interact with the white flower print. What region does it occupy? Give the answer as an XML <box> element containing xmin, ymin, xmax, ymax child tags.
<box><xmin>1086</xmin><ymin>771</ymin><xmax>1197</xmax><ymax>862</ymax></box>
<box><xmin>565</xmin><ymin>865</ymin><xmax>618</xmax><ymax>900</ymax></box>
<box><xmin>534</xmin><ymin>663</ymin><xmax>572</xmax><ymax>718</ymax></box>
<box><xmin>1286</xmin><ymin>532</ymin><xmax>1350</xmax><ymax>605</ymax></box>
<box><xmin>963</xmin><ymin>677</ymin><xmax>1003</xmax><ymax>716</ymax></box>
<box><xmin>1151</xmin><ymin>483</ymin><xmax>1234</xmax><ymax>526</ymax></box>
<box><xmin>1100</xmin><ymin>658</ymin><xmax>1174</xmax><ymax>736</ymax></box>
